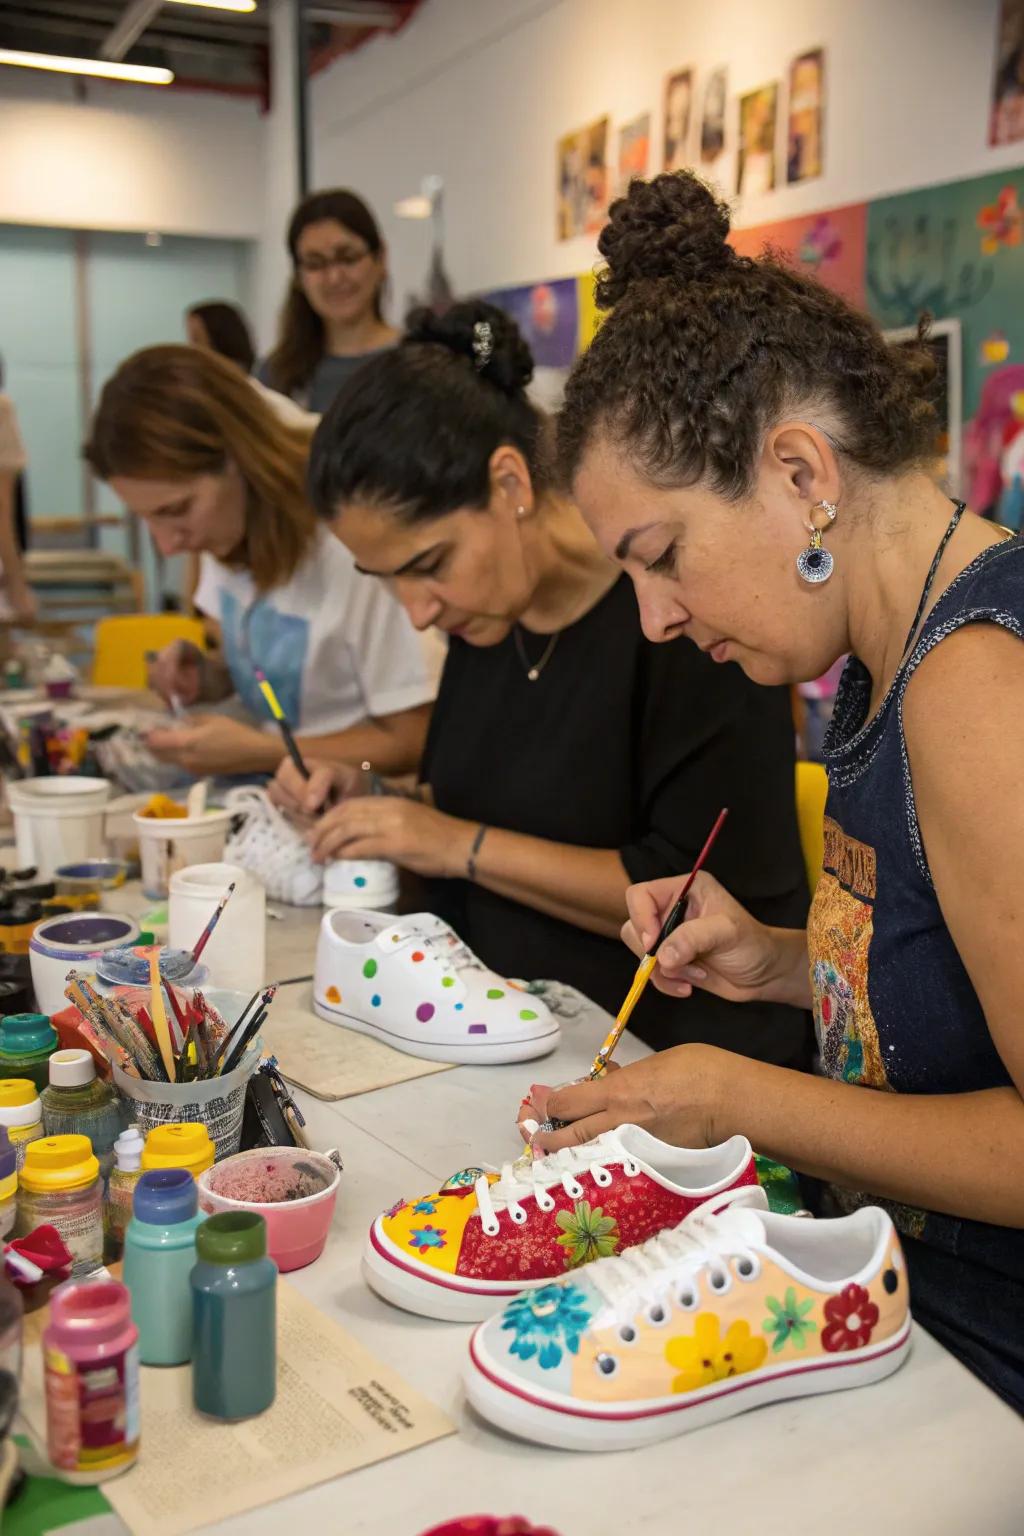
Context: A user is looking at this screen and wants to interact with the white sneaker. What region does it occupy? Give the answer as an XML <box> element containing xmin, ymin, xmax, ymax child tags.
<box><xmin>223</xmin><ymin>788</ymin><xmax>398</xmax><ymax>910</ymax></box>
<box><xmin>465</xmin><ymin>1189</ymin><xmax>912</xmax><ymax>1451</ymax></box>
<box><xmin>223</xmin><ymin>786</ymin><xmax>322</xmax><ymax>905</ymax></box>
<box><xmin>313</xmin><ymin>908</ymin><xmax>560</xmax><ymax>1064</ymax></box>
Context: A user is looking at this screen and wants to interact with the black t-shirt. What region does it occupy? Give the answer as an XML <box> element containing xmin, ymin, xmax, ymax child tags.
<box><xmin>420</xmin><ymin>576</ymin><xmax>810</xmax><ymax>1066</ymax></box>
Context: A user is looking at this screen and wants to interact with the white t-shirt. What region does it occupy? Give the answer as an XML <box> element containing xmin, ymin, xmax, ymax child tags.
<box><xmin>194</xmin><ymin>525</ymin><xmax>436</xmax><ymax>738</ymax></box>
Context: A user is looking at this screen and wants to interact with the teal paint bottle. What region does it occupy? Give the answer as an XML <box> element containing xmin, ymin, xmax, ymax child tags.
<box><xmin>190</xmin><ymin>1212</ymin><xmax>276</xmax><ymax>1419</ymax></box>
<box><xmin>123</xmin><ymin>1169</ymin><xmax>202</xmax><ymax>1366</ymax></box>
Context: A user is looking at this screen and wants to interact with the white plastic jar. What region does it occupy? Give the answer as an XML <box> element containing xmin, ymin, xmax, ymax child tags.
<box><xmin>167</xmin><ymin>862</ymin><xmax>266</xmax><ymax>993</ymax></box>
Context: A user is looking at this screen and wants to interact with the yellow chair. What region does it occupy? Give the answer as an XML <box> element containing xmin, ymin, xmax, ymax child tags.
<box><xmin>91</xmin><ymin>614</ymin><xmax>206</xmax><ymax>691</ymax></box>
<box><xmin>796</xmin><ymin>760</ymin><xmax>828</xmax><ymax>894</ymax></box>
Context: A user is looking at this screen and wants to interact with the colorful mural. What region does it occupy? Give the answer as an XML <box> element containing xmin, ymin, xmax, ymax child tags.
<box><xmin>728</xmin><ymin>201</ymin><xmax>867</xmax><ymax>307</ymax></box>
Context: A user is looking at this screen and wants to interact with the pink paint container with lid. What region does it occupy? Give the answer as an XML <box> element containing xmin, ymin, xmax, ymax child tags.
<box><xmin>43</xmin><ymin>1278</ymin><xmax>139</xmax><ymax>1482</ymax></box>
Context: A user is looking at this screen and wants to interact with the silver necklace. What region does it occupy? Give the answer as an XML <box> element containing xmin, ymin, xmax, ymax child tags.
<box><xmin>514</xmin><ymin>625</ymin><xmax>560</xmax><ymax>682</ymax></box>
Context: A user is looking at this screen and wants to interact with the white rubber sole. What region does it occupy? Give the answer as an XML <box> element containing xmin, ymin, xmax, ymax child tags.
<box><xmin>465</xmin><ymin>1313</ymin><xmax>913</xmax><ymax>1451</ymax></box>
<box><xmin>312</xmin><ymin>996</ymin><xmax>561</xmax><ymax>1065</ymax></box>
<box><xmin>363</xmin><ymin>1220</ymin><xmax>535</xmax><ymax>1321</ymax></box>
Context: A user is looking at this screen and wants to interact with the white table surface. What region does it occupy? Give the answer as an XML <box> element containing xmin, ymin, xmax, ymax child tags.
<box><xmin>30</xmin><ymin>891</ymin><xmax>1024</xmax><ymax>1533</ymax></box>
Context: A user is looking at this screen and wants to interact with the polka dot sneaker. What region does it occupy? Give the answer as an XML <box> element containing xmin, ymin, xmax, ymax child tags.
<box><xmin>322</xmin><ymin>857</ymin><xmax>399</xmax><ymax>911</ymax></box>
<box><xmin>363</xmin><ymin>1125</ymin><xmax>758</xmax><ymax>1321</ymax></box>
<box><xmin>465</xmin><ymin>1186</ymin><xmax>911</xmax><ymax>1450</ymax></box>
<box><xmin>313</xmin><ymin>908</ymin><xmax>560</xmax><ymax>1065</ymax></box>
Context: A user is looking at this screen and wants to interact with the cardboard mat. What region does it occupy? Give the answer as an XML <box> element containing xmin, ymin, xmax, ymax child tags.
<box><xmin>19</xmin><ymin>1279</ymin><xmax>455</xmax><ymax>1536</ymax></box>
<box><xmin>260</xmin><ymin>988</ymin><xmax>454</xmax><ymax>1100</ymax></box>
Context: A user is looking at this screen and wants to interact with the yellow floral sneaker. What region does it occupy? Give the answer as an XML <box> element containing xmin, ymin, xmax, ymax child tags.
<box><xmin>464</xmin><ymin>1187</ymin><xmax>911</xmax><ymax>1450</ymax></box>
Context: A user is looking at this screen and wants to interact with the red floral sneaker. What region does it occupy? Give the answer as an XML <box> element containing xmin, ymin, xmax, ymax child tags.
<box><xmin>363</xmin><ymin>1127</ymin><xmax>757</xmax><ymax>1322</ymax></box>
<box><xmin>465</xmin><ymin>1190</ymin><xmax>911</xmax><ymax>1451</ymax></box>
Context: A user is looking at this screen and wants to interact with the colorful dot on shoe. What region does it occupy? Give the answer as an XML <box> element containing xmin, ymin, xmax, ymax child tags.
<box><xmin>486</xmin><ymin>988</ymin><xmax>504</xmax><ymax>999</ymax></box>
<box><xmin>412</xmin><ymin>951</ymin><xmax>425</xmax><ymax>963</ymax></box>
<box><xmin>454</xmin><ymin>1003</ymin><xmax>464</xmax><ymax>1011</ymax></box>
<box><xmin>371</xmin><ymin>994</ymin><xmax>381</xmax><ymax>1008</ymax></box>
<box><xmin>326</xmin><ymin>986</ymin><xmax>341</xmax><ymax>1004</ymax></box>
<box><xmin>354</xmin><ymin>876</ymin><xmax>367</xmax><ymax>888</ymax></box>
<box><xmin>468</xmin><ymin>1023</ymin><xmax>488</xmax><ymax>1034</ymax></box>
<box><xmin>441</xmin><ymin>975</ymin><xmax>455</xmax><ymax>988</ymax></box>
<box><xmin>362</xmin><ymin>959</ymin><xmax>378</xmax><ymax>979</ymax></box>
<box><xmin>416</xmin><ymin>1002</ymin><xmax>435</xmax><ymax>1022</ymax></box>
<box><xmin>519</xmin><ymin>1009</ymin><xmax>537</xmax><ymax>1020</ymax></box>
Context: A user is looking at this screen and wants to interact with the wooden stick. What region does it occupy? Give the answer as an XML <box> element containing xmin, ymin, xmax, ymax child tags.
<box><xmin>147</xmin><ymin>949</ymin><xmax>177</xmax><ymax>1082</ymax></box>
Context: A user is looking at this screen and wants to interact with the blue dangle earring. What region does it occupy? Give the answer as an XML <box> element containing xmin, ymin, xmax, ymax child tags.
<box><xmin>796</xmin><ymin>499</ymin><xmax>837</xmax><ymax>584</ymax></box>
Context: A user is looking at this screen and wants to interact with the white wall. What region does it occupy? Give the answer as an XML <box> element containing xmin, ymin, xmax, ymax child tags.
<box><xmin>0</xmin><ymin>68</ymin><xmax>266</xmax><ymax>240</ymax></box>
<box><xmin>308</xmin><ymin>0</ymin><xmax>1024</xmax><ymax>311</ymax></box>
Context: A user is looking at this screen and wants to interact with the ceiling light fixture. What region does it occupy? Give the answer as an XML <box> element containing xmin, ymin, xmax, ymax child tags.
<box><xmin>165</xmin><ymin>1</ymin><xmax>257</xmax><ymax>12</ymax></box>
<box><xmin>0</xmin><ymin>49</ymin><xmax>173</xmax><ymax>85</ymax></box>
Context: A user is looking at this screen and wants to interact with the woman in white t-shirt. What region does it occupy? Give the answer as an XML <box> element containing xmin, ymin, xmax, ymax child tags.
<box><xmin>84</xmin><ymin>345</ymin><xmax>434</xmax><ymax>777</ymax></box>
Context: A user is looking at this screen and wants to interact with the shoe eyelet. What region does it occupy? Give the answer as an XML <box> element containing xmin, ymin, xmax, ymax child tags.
<box><xmin>482</xmin><ymin>1220</ymin><xmax>500</xmax><ymax>1237</ymax></box>
<box><xmin>645</xmin><ymin>1302</ymin><xmax>669</xmax><ymax>1326</ymax></box>
<box><xmin>594</xmin><ymin>1352</ymin><xmax>619</xmax><ymax>1378</ymax></box>
<box><xmin>734</xmin><ymin>1256</ymin><xmax>760</xmax><ymax>1282</ymax></box>
<box><xmin>617</xmin><ymin>1324</ymin><xmax>637</xmax><ymax>1345</ymax></box>
<box><xmin>708</xmin><ymin>1268</ymin><xmax>731</xmax><ymax>1295</ymax></box>
<box><xmin>623</xmin><ymin>1160</ymin><xmax>640</xmax><ymax>1178</ymax></box>
<box><xmin>677</xmin><ymin>1286</ymin><xmax>698</xmax><ymax>1311</ymax></box>
<box><xmin>592</xmin><ymin>1168</ymin><xmax>613</xmax><ymax>1187</ymax></box>
<box><xmin>510</xmin><ymin>1207</ymin><xmax>528</xmax><ymax>1225</ymax></box>
<box><xmin>536</xmin><ymin>1195</ymin><xmax>556</xmax><ymax>1213</ymax></box>
<box><xmin>565</xmin><ymin>1179</ymin><xmax>584</xmax><ymax>1200</ymax></box>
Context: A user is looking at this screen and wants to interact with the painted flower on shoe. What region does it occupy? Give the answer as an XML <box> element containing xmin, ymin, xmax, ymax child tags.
<box><xmin>440</xmin><ymin>1167</ymin><xmax>486</xmax><ymax>1192</ymax></box>
<box><xmin>501</xmin><ymin>1282</ymin><xmax>592</xmax><ymax>1369</ymax></box>
<box><xmin>554</xmin><ymin>1200</ymin><xmax>620</xmax><ymax>1269</ymax></box>
<box><xmin>821</xmin><ymin>1283</ymin><xmax>879</xmax><ymax>1352</ymax></box>
<box><xmin>384</xmin><ymin>1197</ymin><xmax>405</xmax><ymax>1220</ymax></box>
<box><xmin>412</xmin><ymin>1198</ymin><xmax>439</xmax><ymax>1214</ymax></box>
<box><xmin>763</xmin><ymin>1288</ymin><xmax>819</xmax><ymax>1353</ymax></box>
<box><xmin>408</xmin><ymin>1225</ymin><xmax>447</xmax><ymax>1251</ymax></box>
<box><xmin>666</xmin><ymin>1313</ymin><xmax>768</xmax><ymax>1394</ymax></box>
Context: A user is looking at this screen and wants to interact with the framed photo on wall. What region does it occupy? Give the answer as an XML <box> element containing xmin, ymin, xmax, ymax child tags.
<box><xmin>663</xmin><ymin>67</ymin><xmax>694</xmax><ymax>171</ymax></box>
<box><xmin>883</xmin><ymin>317</ymin><xmax>963</xmax><ymax>496</ymax></box>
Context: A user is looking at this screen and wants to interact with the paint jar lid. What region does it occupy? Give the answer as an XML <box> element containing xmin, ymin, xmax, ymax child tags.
<box><xmin>48</xmin><ymin>1049</ymin><xmax>96</xmax><ymax>1089</ymax></box>
<box><xmin>133</xmin><ymin>1167</ymin><xmax>197</xmax><ymax>1227</ymax></box>
<box><xmin>142</xmin><ymin>1122</ymin><xmax>215</xmax><ymax>1175</ymax></box>
<box><xmin>0</xmin><ymin>1127</ymin><xmax>15</xmax><ymax>1187</ymax></box>
<box><xmin>50</xmin><ymin>1278</ymin><xmax>132</xmax><ymax>1346</ymax></box>
<box><xmin>0</xmin><ymin>1078</ymin><xmax>41</xmax><ymax>1125</ymax></box>
<box><xmin>196</xmin><ymin>1210</ymin><xmax>267</xmax><ymax>1266</ymax></box>
<box><xmin>20</xmin><ymin>1134</ymin><xmax>99</xmax><ymax>1192</ymax></box>
<box><xmin>0</xmin><ymin>1014</ymin><xmax>58</xmax><ymax>1057</ymax></box>
<box><xmin>114</xmin><ymin>1126</ymin><xmax>145</xmax><ymax>1171</ymax></box>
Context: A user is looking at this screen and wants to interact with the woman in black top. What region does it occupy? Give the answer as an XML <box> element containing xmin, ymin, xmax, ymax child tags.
<box><xmin>271</xmin><ymin>301</ymin><xmax>809</xmax><ymax>1063</ymax></box>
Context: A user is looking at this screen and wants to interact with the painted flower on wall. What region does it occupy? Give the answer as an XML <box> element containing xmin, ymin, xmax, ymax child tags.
<box><xmin>821</xmin><ymin>1283</ymin><xmax>879</xmax><ymax>1352</ymax></box>
<box><xmin>799</xmin><ymin>214</ymin><xmax>843</xmax><ymax>270</ymax></box>
<box><xmin>977</xmin><ymin>186</ymin><xmax>1023</xmax><ymax>254</ymax></box>
<box><xmin>666</xmin><ymin>1313</ymin><xmax>768</xmax><ymax>1394</ymax></box>
<box><xmin>501</xmin><ymin>1283</ymin><xmax>593</xmax><ymax>1368</ymax></box>
<box><xmin>554</xmin><ymin>1200</ymin><xmax>621</xmax><ymax>1268</ymax></box>
<box><xmin>763</xmin><ymin>1288</ymin><xmax>819</xmax><ymax>1353</ymax></box>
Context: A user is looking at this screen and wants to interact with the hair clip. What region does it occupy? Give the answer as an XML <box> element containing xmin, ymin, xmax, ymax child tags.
<box><xmin>472</xmin><ymin>320</ymin><xmax>493</xmax><ymax>370</ymax></box>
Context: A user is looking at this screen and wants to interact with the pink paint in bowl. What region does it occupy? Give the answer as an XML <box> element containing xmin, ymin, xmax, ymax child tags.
<box><xmin>196</xmin><ymin>1147</ymin><xmax>341</xmax><ymax>1272</ymax></box>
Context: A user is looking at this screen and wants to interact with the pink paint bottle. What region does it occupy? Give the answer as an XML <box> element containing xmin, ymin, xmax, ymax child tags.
<box><xmin>42</xmin><ymin>1279</ymin><xmax>140</xmax><ymax>1482</ymax></box>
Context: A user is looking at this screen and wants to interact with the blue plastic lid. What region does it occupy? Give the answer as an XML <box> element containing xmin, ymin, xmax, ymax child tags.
<box><xmin>0</xmin><ymin>1126</ymin><xmax>14</xmax><ymax>1183</ymax></box>
<box><xmin>132</xmin><ymin>1167</ymin><xmax>198</xmax><ymax>1227</ymax></box>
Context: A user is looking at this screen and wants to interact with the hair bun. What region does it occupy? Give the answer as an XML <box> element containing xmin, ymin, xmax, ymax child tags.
<box><xmin>404</xmin><ymin>300</ymin><xmax>534</xmax><ymax>393</ymax></box>
<box><xmin>596</xmin><ymin>172</ymin><xmax>734</xmax><ymax>308</ymax></box>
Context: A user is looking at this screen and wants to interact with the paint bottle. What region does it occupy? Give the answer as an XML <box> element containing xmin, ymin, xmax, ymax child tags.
<box><xmin>41</xmin><ymin>1051</ymin><xmax>123</xmax><ymax>1183</ymax></box>
<box><xmin>0</xmin><ymin>1077</ymin><xmax>44</xmax><ymax>1169</ymax></box>
<box><xmin>124</xmin><ymin>1169</ymin><xmax>203</xmax><ymax>1366</ymax></box>
<box><xmin>141</xmin><ymin>1122</ymin><xmax>215</xmax><ymax>1179</ymax></box>
<box><xmin>15</xmin><ymin>1135</ymin><xmax>103</xmax><ymax>1266</ymax></box>
<box><xmin>0</xmin><ymin>1128</ymin><xmax>17</xmax><ymax>1239</ymax></box>
<box><xmin>191</xmin><ymin>1212</ymin><xmax>276</xmax><ymax>1419</ymax></box>
<box><xmin>104</xmin><ymin>1127</ymin><xmax>145</xmax><ymax>1261</ymax></box>
<box><xmin>42</xmin><ymin>1278</ymin><xmax>139</xmax><ymax>1482</ymax></box>
<box><xmin>0</xmin><ymin>1014</ymin><xmax>59</xmax><ymax>1092</ymax></box>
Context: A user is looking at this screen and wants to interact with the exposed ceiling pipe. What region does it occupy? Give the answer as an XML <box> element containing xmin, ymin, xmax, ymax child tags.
<box><xmin>100</xmin><ymin>0</ymin><xmax>165</xmax><ymax>62</ymax></box>
<box><xmin>303</xmin><ymin>4</ymin><xmax>401</xmax><ymax>24</ymax></box>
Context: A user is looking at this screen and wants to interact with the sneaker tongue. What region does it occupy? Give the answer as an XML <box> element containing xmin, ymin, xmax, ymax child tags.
<box><xmin>712</xmin><ymin>1203</ymin><xmax>768</xmax><ymax>1246</ymax></box>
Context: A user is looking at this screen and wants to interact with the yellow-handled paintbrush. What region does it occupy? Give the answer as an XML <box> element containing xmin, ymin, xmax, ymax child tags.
<box><xmin>589</xmin><ymin>807</ymin><xmax>730</xmax><ymax>1079</ymax></box>
<box><xmin>147</xmin><ymin>949</ymin><xmax>177</xmax><ymax>1083</ymax></box>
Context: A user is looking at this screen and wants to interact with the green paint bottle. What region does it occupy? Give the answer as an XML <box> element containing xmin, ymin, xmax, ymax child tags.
<box><xmin>190</xmin><ymin>1212</ymin><xmax>276</xmax><ymax>1420</ymax></box>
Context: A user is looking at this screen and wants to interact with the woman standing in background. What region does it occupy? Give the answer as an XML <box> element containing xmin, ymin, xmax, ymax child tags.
<box><xmin>259</xmin><ymin>189</ymin><xmax>399</xmax><ymax>414</ymax></box>
<box><xmin>186</xmin><ymin>302</ymin><xmax>256</xmax><ymax>376</ymax></box>
<box><xmin>0</xmin><ymin>358</ymin><xmax>35</xmax><ymax>623</ymax></box>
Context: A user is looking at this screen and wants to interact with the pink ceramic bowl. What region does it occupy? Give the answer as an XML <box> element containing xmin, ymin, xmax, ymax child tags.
<box><xmin>196</xmin><ymin>1147</ymin><xmax>341</xmax><ymax>1272</ymax></box>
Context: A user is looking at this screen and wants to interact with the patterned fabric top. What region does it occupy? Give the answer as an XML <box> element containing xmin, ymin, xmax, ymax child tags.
<box><xmin>810</xmin><ymin>532</ymin><xmax>1024</xmax><ymax>1279</ymax></box>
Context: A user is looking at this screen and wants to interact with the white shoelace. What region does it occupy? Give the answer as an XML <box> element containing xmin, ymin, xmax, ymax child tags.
<box><xmin>585</xmin><ymin>1193</ymin><xmax>765</xmax><ymax>1316</ymax></box>
<box><xmin>225</xmin><ymin>788</ymin><xmax>322</xmax><ymax>901</ymax></box>
<box><xmin>393</xmin><ymin>919</ymin><xmax>483</xmax><ymax>975</ymax></box>
<box><xmin>474</xmin><ymin>1133</ymin><xmax>638</xmax><ymax>1236</ymax></box>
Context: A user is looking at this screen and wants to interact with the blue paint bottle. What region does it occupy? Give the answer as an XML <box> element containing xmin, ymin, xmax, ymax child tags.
<box><xmin>190</xmin><ymin>1212</ymin><xmax>276</xmax><ymax>1420</ymax></box>
<box><xmin>123</xmin><ymin>1169</ymin><xmax>202</xmax><ymax>1366</ymax></box>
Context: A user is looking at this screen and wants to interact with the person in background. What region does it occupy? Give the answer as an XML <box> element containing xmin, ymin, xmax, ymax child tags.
<box><xmin>83</xmin><ymin>344</ymin><xmax>433</xmax><ymax>778</ymax></box>
<box><xmin>185</xmin><ymin>302</ymin><xmax>256</xmax><ymax>375</ymax></box>
<box><xmin>530</xmin><ymin>172</ymin><xmax>1024</xmax><ymax>1412</ymax></box>
<box><xmin>259</xmin><ymin>189</ymin><xmax>400</xmax><ymax>414</ymax></box>
<box><xmin>0</xmin><ymin>357</ymin><xmax>35</xmax><ymax>623</ymax></box>
<box><xmin>271</xmin><ymin>300</ymin><xmax>810</xmax><ymax>1066</ymax></box>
